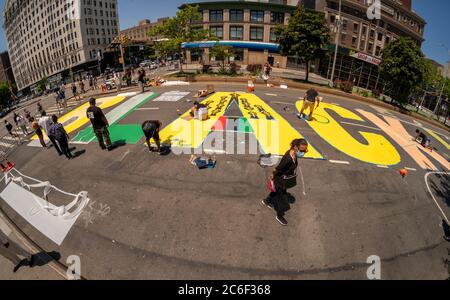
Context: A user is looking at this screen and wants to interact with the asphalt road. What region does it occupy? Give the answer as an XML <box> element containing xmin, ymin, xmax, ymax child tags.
<box><xmin>1</xmin><ymin>83</ymin><xmax>449</xmax><ymax>279</ymax></box>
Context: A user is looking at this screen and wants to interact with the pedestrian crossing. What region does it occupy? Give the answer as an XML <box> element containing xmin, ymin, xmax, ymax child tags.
<box><xmin>39</xmin><ymin>99</ymin><xmax>81</xmax><ymax>116</ymax></box>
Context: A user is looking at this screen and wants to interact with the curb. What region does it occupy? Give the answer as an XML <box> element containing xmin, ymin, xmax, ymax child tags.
<box><xmin>0</xmin><ymin>207</ymin><xmax>87</xmax><ymax>280</ymax></box>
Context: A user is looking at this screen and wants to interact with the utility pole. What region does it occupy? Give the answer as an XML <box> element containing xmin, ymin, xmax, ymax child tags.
<box><xmin>433</xmin><ymin>81</ymin><xmax>445</xmax><ymax>116</ymax></box>
<box><xmin>330</xmin><ymin>0</ymin><xmax>342</xmax><ymax>88</ymax></box>
<box><xmin>120</xmin><ymin>37</ymin><xmax>126</xmax><ymax>73</ymax></box>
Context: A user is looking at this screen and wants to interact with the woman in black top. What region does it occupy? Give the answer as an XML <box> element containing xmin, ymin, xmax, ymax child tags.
<box><xmin>262</xmin><ymin>139</ymin><xmax>309</xmax><ymax>226</ymax></box>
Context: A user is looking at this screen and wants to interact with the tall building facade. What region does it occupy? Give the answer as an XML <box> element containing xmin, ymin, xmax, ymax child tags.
<box><xmin>3</xmin><ymin>0</ymin><xmax>120</xmax><ymax>92</ymax></box>
<box><xmin>181</xmin><ymin>1</ymin><xmax>298</xmax><ymax>68</ymax></box>
<box><xmin>181</xmin><ymin>0</ymin><xmax>425</xmax><ymax>91</ymax></box>
<box><xmin>120</xmin><ymin>18</ymin><xmax>169</xmax><ymax>44</ymax></box>
<box><xmin>301</xmin><ymin>0</ymin><xmax>425</xmax><ymax>90</ymax></box>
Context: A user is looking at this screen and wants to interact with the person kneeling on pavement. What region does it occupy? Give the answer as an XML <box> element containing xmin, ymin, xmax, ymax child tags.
<box><xmin>87</xmin><ymin>98</ymin><xmax>113</xmax><ymax>151</ymax></box>
<box><xmin>142</xmin><ymin>120</ymin><xmax>162</xmax><ymax>153</ymax></box>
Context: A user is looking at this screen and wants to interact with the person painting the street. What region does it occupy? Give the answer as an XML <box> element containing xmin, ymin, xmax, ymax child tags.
<box><xmin>190</xmin><ymin>101</ymin><xmax>207</xmax><ymax>118</ymax></box>
<box><xmin>49</xmin><ymin>115</ymin><xmax>73</xmax><ymax>159</ymax></box>
<box><xmin>262</xmin><ymin>139</ymin><xmax>309</xmax><ymax>226</ymax></box>
<box><xmin>298</xmin><ymin>88</ymin><xmax>321</xmax><ymax>121</ymax></box>
<box><xmin>87</xmin><ymin>98</ymin><xmax>112</xmax><ymax>151</ymax></box>
<box><xmin>142</xmin><ymin>120</ymin><xmax>162</xmax><ymax>153</ymax></box>
<box><xmin>30</xmin><ymin>117</ymin><xmax>46</xmax><ymax>148</ymax></box>
<box><xmin>39</xmin><ymin>111</ymin><xmax>62</xmax><ymax>155</ymax></box>
<box><xmin>415</xmin><ymin>129</ymin><xmax>431</xmax><ymax>149</ymax></box>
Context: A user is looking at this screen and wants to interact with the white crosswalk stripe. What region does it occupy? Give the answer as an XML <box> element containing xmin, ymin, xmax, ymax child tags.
<box><xmin>3</xmin><ymin>136</ymin><xmax>18</xmax><ymax>141</ymax></box>
<box><xmin>0</xmin><ymin>141</ymin><xmax>14</xmax><ymax>148</ymax></box>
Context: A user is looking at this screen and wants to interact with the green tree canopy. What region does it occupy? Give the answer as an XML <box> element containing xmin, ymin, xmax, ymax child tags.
<box><xmin>380</xmin><ymin>37</ymin><xmax>426</xmax><ymax>105</ymax></box>
<box><xmin>0</xmin><ymin>82</ymin><xmax>13</xmax><ymax>110</ymax></box>
<box><xmin>274</xmin><ymin>7</ymin><xmax>330</xmax><ymax>82</ymax></box>
<box><xmin>148</xmin><ymin>5</ymin><xmax>210</xmax><ymax>71</ymax></box>
<box><xmin>210</xmin><ymin>44</ymin><xmax>234</xmax><ymax>71</ymax></box>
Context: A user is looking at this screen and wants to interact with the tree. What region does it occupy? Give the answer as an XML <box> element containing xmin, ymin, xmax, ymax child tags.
<box><xmin>0</xmin><ymin>82</ymin><xmax>12</xmax><ymax>110</ymax></box>
<box><xmin>148</xmin><ymin>5</ymin><xmax>210</xmax><ymax>72</ymax></box>
<box><xmin>36</xmin><ymin>76</ymin><xmax>48</xmax><ymax>93</ymax></box>
<box><xmin>379</xmin><ymin>37</ymin><xmax>425</xmax><ymax>105</ymax></box>
<box><xmin>274</xmin><ymin>7</ymin><xmax>330</xmax><ymax>82</ymax></box>
<box><xmin>210</xmin><ymin>44</ymin><xmax>234</xmax><ymax>73</ymax></box>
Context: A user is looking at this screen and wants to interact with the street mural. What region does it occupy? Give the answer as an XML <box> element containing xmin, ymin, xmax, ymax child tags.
<box><xmin>29</xmin><ymin>95</ymin><xmax>127</xmax><ymax>146</ymax></box>
<box><xmin>71</xmin><ymin>92</ymin><xmax>157</xmax><ymax>145</ymax></box>
<box><xmin>36</xmin><ymin>91</ymin><xmax>449</xmax><ymax>171</ymax></box>
<box><xmin>295</xmin><ymin>100</ymin><xmax>401</xmax><ymax>166</ymax></box>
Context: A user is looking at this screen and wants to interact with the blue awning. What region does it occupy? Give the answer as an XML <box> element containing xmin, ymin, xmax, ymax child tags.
<box><xmin>182</xmin><ymin>41</ymin><xmax>280</xmax><ymax>53</ymax></box>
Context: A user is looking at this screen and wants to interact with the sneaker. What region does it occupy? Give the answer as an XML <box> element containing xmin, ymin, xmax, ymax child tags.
<box><xmin>261</xmin><ymin>199</ymin><xmax>273</xmax><ymax>210</ymax></box>
<box><xmin>276</xmin><ymin>215</ymin><xmax>288</xmax><ymax>226</ymax></box>
<box><xmin>100</xmin><ymin>146</ymin><xmax>106</xmax><ymax>150</ymax></box>
<box><xmin>444</xmin><ymin>235</ymin><xmax>450</xmax><ymax>242</ymax></box>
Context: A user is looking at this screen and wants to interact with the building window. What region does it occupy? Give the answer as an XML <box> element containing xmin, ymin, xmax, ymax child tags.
<box><xmin>250</xmin><ymin>10</ymin><xmax>264</xmax><ymax>23</ymax></box>
<box><xmin>229</xmin><ymin>9</ymin><xmax>243</xmax><ymax>22</ymax></box>
<box><xmin>230</xmin><ymin>26</ymin><xmax>243</xmax><ymax>40</ymax></box>
<box><xmin>353</xmin><ymin>23</ymin><xmax>358</xmax><ymax>34</ymax></box>
<box><xmin>250</xmin><ymin>27</ymin><xmax>264</xmax><ymax>41</ymax></box>
<box><xmin>270</xmin><ymin>12</ymin><xmax>284</xmax><ymax>24</ymax></box>
<box><xmin>377</xmin><ymin>32</ymin><xmax>383</xmax><ymax>42</ymax></box>
<box><xmin>270</xmin><ymin>28</ymin><xmax>277</xmax><ymax>42</ymax></box>
<box><xmin>352</xmin><ymin>36</ymin><xmax>357</xmax><ymax>47</ymax></box>
<box><xmin>210</xmin><ymin>26</ymin><xmax>223</xmax><ymax>39</ymax></box>
<box><xmin>209</xmin><ymin>10</ymin><xmax>223</xmax><ymax>22</ymax></box>
<box><xmin>375</xmin><ymin>46</ymin><xmax>381</xmax><ymax>57</ymax></box>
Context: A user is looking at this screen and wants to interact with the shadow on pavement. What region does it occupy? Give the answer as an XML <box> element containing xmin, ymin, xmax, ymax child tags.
<box><xmin>108</xmin><ymin>140</ymin><xmax>127</xmax><ymax>151</ymax></box>
<box><xmin>31</xmin><ymin>251</ymin><xmax>61</xmax><ymax>268</ymax></box>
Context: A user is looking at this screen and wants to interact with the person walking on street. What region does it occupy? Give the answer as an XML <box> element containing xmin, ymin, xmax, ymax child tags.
<box><xmin>4</xmin><ymin>120</ymin><xmax>19</xmax><ymax>139</ymax></box>
<box><xmin>30</xmin><ymin>117</ymin><xmax>47</xmax><ymax>148</ymax></box>
<box><xmin>12</xmin><ymin>112</ymin><xmax>19</xmax><ymax>127</ymax></box>
<box><xmin>79</xmin><ymin>80</ymin><xmax>86</xmax><ymax>95</ymax></box>
<box><xmin>37</xmin><ymin>102</ymin><xmax>44</xmax><ymax>116</ymax></box>
<box><xmin>49</xmin><ymin>115</ymin><xmax>73</xmax><ymax>159</ymax></box>
<box><xmin>71</xmin><ymin>83</ymin><xmax>79</xmax><ymax>102</ymax></box>
<box><xmin>24</xmin><ymin>109</ymin><xmax>31</xmax><ymax>123</ymax></box>
<box><xmin>39</xmin><ymin>111</ymin><xmax>62</xmax><ymax>156</ymax></box>
<box><xmin>0</xmin><ymin>228</ymin><xmax>34</xmax><ymax>273</ymax></box>
<box><xmin>87</xmin><ymin>98</ymin><xmax>112</xmax><ymax>150</ymax></box>
<box><xmin>59</xmin><ymin>86</ymin><xmax>67</xmax><ymax>109</ymax></box>
<box><xmin>17</xmin><ymin>114</ymin><xmax>29</xmax><ymax>135</ymax></box>
<box><xmin>262</xmin><ymin>139</ymin><xmax>309</xmax><ymax>226</ymax></box>
<box><xmin>138</xmin><ymin>68</ymin><xmax>146</xmax><ymax>93</ymax></box>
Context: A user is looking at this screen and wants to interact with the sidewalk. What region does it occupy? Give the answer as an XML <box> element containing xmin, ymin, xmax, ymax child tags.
<box><xmin>0</xmin><ymin>215</ymin><xmax>63</xmax><ymax>280</ymax></box>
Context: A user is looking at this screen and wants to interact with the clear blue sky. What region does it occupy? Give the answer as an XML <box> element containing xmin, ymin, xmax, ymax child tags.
<box><xmin>0</xmin><ymin>0</ymin><xmax>449</xmax><ymax>65</ymax></box>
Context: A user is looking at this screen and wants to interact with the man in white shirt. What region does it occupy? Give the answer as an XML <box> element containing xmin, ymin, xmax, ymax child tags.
<box><xmin>38</xmin><ymin>111</ymin><xmax>62</xmax><ymax>155</ymax></box>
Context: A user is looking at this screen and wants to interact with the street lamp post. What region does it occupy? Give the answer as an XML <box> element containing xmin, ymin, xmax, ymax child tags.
<box><xmin>330</xmin><ymin>0</ymin><xmax>342</xmax><ymax>88</ymax></box>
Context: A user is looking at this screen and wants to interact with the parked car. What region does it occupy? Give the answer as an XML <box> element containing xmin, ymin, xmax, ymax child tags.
<box><xmin>139</xmin><ymin>60</ymin><xmax>152</xmax><ymax>68</ymax></box>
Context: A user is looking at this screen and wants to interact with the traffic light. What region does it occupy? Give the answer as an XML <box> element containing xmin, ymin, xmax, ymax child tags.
<box><xmin>121</xmin><ymin>34</ymin><xmax>127</xmax><ymax>45</ymax></box>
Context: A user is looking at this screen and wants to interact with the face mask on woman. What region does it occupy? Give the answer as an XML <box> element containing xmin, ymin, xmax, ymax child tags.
<box><xmin>296</xmin><ymin>150</ymin><xmax>306</xmax><ymax>158</ymax></box>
